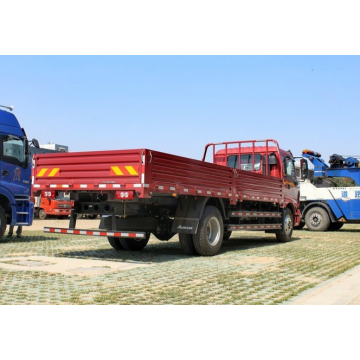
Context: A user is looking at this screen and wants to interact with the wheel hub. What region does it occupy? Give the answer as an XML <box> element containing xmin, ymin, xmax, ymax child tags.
<box><xmin>206</xmin><ymin>217</ymin><xmax>221</xmax><ymax>246</ymax></box>
<box><xmin>284</xmin><ymin>214</ymin><xmax>292</xmax><ymax>235</ymax></box>
<box><xmin>310</xmin><ymin>213</ymin><xmax>322</xmax><ymax>227</ymax></box>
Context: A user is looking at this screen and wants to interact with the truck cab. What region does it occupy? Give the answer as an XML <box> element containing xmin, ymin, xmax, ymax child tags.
<box><xmin>34</xmin><ymin>191</ymin><xmax>74</xmax><ymax>220</ymax></box>
<box><xmin>0</xmin><ymin>107</ymin><xmax>35</xmax><ymax>239</ymax></box>
<box><xmin>210</xmin><ymin>141</ymin><xmax>299</xmax><ymax>209</ymax></box>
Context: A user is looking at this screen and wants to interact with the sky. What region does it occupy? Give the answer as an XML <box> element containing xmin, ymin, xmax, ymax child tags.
<box><xmin>1</xmin><ymin>56</ymin><xmax>359</xmax><ymax>163</ymax></box>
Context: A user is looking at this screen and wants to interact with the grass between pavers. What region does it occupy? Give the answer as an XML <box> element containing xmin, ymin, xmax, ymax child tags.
<box><xmin>0</xmin><ymin>225</ymin><xmax>360</xmax><ymax>304</ymax></box>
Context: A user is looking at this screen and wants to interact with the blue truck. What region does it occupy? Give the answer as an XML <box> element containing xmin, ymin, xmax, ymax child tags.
<box><xmin>0</xmin><ymin>105</ymin><xmax>38</xmax><ymax>240</ymax></box>
<box><xmin>297</xmin><ymin>149</ymin><xmax>360</xmax><ymax>231</ymax></box>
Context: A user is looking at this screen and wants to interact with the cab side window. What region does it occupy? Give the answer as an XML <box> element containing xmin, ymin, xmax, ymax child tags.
<box><xmin>227</xmin><ymin>154</ymin><xmax>262</xmax><ymax>171</ymax></box>
<box><xmin>0</xmin><ymin>135</ymin><xmax>26</xmax><ymax>167</ymax></box>
<box><xmin>284</xmin><ymin>157</ymin><xmax>296</xmax><ymax>182</ymax></box>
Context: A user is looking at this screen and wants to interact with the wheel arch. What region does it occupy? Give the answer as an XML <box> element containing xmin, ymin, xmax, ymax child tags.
<box><xmin>205</xmin><ymin>197</ymin><xmax>227</xmax><ymax>221</ymax></box>
<box><xmin>171</xmin><ymin>196</ymin><xmax>226</xmax><ymax>235</ymax></box>
<box><xmin>302</xmin><ymin>202</ymin><xmax>336</xmax><ymax>223</ymax></box>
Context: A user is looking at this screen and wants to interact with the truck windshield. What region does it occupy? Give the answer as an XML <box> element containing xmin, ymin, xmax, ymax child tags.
<box><xmin>227</xmin><ymin>154</ymin><xmax>262</xmax><ymax>171</ymax></box>
<box><xmin>3</xmin><ymin>136</ymin><xmax>26</xmax><ymax>164</ymax></box>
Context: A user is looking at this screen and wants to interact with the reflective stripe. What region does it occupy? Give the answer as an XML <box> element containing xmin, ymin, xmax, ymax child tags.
<box><xmin>48</xmin><ymin>168</ymin><xmax>60</xmax><ymax>177</ymax></box>
<box><xmin>111</xmin><ymin>166</ymin><xmax>123</xmax><ymax>176</ymax></box>
<box><xmin>37</xmin><ymin>168</ymin><xmax>48</xmax><ymax>177</ymax></box>
<box><xmin>125</xmin><ymin>166</ymin><xmax>138</xmax><ymax>175</ymax></box>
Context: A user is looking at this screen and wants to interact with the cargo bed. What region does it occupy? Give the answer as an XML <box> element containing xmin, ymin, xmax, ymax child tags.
<box><xmin>34</xmin><ymin>149</ymin><xmax>283</xmax><ymax>203</ymax></box>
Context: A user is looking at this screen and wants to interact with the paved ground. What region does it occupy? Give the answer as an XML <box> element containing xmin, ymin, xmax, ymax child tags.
<box><xmin>1</xmin><ymin>220</ymin><xmax>360</xmax><ymax>304</ymax></box>
<box><xmin>289</xmin><ymin>263</ymin><xmax>360</xmax><ymax>305</ymax></box>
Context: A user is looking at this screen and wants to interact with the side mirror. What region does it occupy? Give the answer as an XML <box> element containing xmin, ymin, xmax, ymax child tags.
<box><xmin>268</xmin><ymin>153</ymin><xmax>278</xmax><ymax>165</ymax></box>
<box><xmin>31</xmin><ymin>139</ymin><xmax>40</xmax><ymax>148</ymax></box>
<box><xmin>300</xmin><ymin>159</ymin><xmax>309</xmax><ymax>180</ymax></box>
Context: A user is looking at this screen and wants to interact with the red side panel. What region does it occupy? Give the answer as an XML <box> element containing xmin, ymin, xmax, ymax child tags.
<box><xmin>234</xmin><ymin>170</ymin><xmax>283</xmax><ymax>202</ymax></box>
<box><xmin>147</xmin><ymin>150</ymin><xmax>233</xmax><ymax>196</ymax></box>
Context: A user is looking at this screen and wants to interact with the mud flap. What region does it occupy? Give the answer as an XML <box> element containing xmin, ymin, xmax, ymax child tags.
<box><xmin>171</xmin><ymin>197</ymin><xmax>209</xmax><ymax>234</ymax></box>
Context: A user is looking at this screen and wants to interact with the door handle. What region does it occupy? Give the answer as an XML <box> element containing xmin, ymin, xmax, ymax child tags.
<box><xmin>2</xmin><ymin>170</ymin><xmax>9</xmax><ymax>176</ymax></box>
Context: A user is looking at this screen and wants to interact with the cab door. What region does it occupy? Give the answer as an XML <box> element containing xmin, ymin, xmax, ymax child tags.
<box><xmin>283</xmin><ymin>156</ymin><xmax>298</xmax><ymax>201</ymax></box>
<box><xmin>0</xmin><ymin>134</ymin><xmax>31</xmax><ymax>198</ymax></box>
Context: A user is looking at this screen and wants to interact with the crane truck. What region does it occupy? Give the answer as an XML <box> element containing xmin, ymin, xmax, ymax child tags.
<box><xmin>296</xmin><ymin>149</ymin><xmax>360</xmax><ymax>231</ymax></box>
<box><xmin>33</xmin><ymin>139</ymin><xmax>300</xmax><ymax>256</ymax></box>
<box><xmin>0</xmin><ymin>105</ymin><xmax>38</xmax><ymax>240</ymax></box>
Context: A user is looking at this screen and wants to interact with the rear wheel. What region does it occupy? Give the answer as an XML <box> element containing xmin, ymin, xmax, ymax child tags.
<box><xmin>276</xmin><ymin>208</ymin><xmax>293</xmax><ymax>242</ymax></box>
<box><xmin>305</xmin><ymin>207</ymin><xmax>330</xmax><ymax>231</ymax></box>
<box><xmin>328</xmin><ymin>222</ymin><xmax>344</xmax><ymax>231</ymax></box>
<box><xmin>38</xmin><ymin>209</ymin><xmax>47</xmax><ymax>220</ymax></box>
<box><xmin>120</xmin><ymin>233</ymin><xmax>150</xmax><ymax>251</ymax></box>
<box><xmin>193</xmin><ymin>206</ymin><xmax>223</xmax><ymax>256</ymax></box>
<box><xmin>107</xmin><ymin>237</ymin><xmax>124</xmax><ymax>250</ymax></box>
<box><xmin>179</xmin><ymin>234</ymin><xmax>198</xmax><ymax>255</ymax></box>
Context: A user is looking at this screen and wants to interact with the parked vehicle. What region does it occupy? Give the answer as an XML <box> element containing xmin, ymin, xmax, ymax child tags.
<box><xmin>33</xmin><ymin>139</ymin><xmax>300</xmax><ymax>256</ymax></box>
<box><xmin>34</xmin><ymin>191</ymin><xmax>73</xmax><ymax>220</ymax></box>
<box><xmin>30</xmin><ymin>143</ymin><xmax>73</xmax><ymax>220</ymax></box>
<box><xmin>0</xmin><ymin>105</ymin><xmax>38</xmax><ymax>240</ymax></box>
<box><xmin>296</xmin><ymin>149</ymin><xmax>360</xmax><ymax>231</ymax></box>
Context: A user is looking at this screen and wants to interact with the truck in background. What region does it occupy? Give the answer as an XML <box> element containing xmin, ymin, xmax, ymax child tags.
<box><xmin>33</xmin><ymin>191</ymin><xmax>73</xmax><ymax>219</ymax></box>
<box><xmin>296</xmin><ymin>149</ymin><xmax>360</xmax><ymax>231</ymax></box>
<box><xmin>0</xmin><ymin>105</ymin><xmax>39</xmax><ymax>240</ymax></box>
<box><xmin>33</xmin><ymin>139</ymin><xmax>300</xmax><ymax>256</ymax></box>
<box><xmin>30</xmin><ymin>143</ymin><xmax>73</xmax><ymax>220</ymax></box>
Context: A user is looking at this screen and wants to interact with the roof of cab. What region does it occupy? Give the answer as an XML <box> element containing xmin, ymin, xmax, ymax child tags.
<box><xmin>0</xmin><ymin>109</ymin><xmax>23</xmax><ymax>137</ymax></box>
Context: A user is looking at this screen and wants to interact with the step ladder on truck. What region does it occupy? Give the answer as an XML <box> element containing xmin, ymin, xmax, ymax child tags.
<box><xmin>33</xmin><ymin>139</ymin><xmax>300</xmax><ymax>256</ymax></box>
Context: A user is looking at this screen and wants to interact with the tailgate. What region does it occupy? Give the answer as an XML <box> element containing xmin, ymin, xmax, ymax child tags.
<box><xmin>33</xmin><ymin>149</ymin><xmax>144</xmax><ymax>191</ymax></box>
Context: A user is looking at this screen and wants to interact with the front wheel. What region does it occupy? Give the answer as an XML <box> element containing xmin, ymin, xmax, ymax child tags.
<box><xmin>276</xmin><ymin>208</ymin><xmax>293</xmax><ymax>242</ymax></box>
<box><xmin>304</xmin><ymin>207</ymin><xmax>330</xmax><ymax>231</ymax></box>
<box><xmin>38</xmin><ymin>209</ymin><xmax>47</xmax><ymax>220</ymax></box>
<box><xmin>120</xmin><ymin>233</ymin><xmax>150</xmax><ymax>251</ymax></box>
<box><xmin>193</xmin><ymin>206</ymin><xmax>223</xmax><ymax>256</ymax></box>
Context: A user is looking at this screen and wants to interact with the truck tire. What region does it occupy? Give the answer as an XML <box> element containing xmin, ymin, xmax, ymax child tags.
<box><xmin>223</xmin><ymin>230</ymin><xmax>232</xmax><ymax>240</ymax></box>
<box><xmin>107</xmin><ymin>237</ymin><xmax>124</xmax><ymax>250</ymax></box>
<box><xmin>120</xmin><ymin>233</ymin><xmax>150</xmax><ymax>251</ymax></box>
<box><xmin>305</xmin><ymin>207</ymin><xmax>330</xmax><ymax>231</ymax></box>
<box><xmin>38</xmin><ymin>209</ymin><xmax>47</xmax><ymax>220</ymax></box>
<box><xmin>179</xmin><ymin>234</ymin><xmax>198</xmax><ymax>255</ymax></box>
<box><xmin>193</xmin><ymin>206</ymin><xmax>224</xmax><ymax>256</ymax></box>
<box><xmin>0</xmin><ymin>206</ymin><xmax>7</xmax><ymax>241</ymax></box>
<box><xmin>276</xmin><ymin>208</ymin><xmax>293</xmax><ymax>242</ymax></box>
<box><xmin>328</xmin><ymin>222</ymin><xmax>344</xmax><ymax>231</ymax></box>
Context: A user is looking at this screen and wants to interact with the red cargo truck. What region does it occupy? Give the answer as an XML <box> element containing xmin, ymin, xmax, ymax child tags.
<box><xmin>33</xmin><ymin>139</ymin><xmax>300</xmax><ymax>256</ymax></box>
